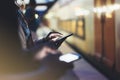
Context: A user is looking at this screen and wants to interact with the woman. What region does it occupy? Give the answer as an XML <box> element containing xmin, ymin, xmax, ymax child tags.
<box><xmin>0</xmin><ymin>0</ymin><xmax>75</xmax><ymax>80</ymax></box>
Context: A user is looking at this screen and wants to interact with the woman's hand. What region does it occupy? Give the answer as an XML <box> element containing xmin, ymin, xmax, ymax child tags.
<box><xmin>34</xmin><ymin>32</ymin><xmax>63</xmax><ymax>60</ymax></box>
<box><xmin>34</xmin><ymin>46</ymin><xmax>58</xmax><ymax>60</ymax></box>
<box><xmin>46</xmin><ymin>32</ymin><xmax>63</xmax><ymax>41</ymax></box>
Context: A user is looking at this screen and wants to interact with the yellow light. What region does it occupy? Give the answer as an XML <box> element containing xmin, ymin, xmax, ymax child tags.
<box><xmin>45</xmin><ymin>12</ymin><xmax>54</xmax><ymax>19</ymax></box>
<box><xmin>75</xmin><ymin>8</ymin><xmax>90</xmax><ymax>16</ymax></box>
<box><xmin>106</xmin><ymin>13</ymin><xmax>112</xmax><ymax>18</ymax></box>
<box><xmin>113</xmin><ymin>4</ymin><xmax>120</xmax><ymax>10</ymax></box>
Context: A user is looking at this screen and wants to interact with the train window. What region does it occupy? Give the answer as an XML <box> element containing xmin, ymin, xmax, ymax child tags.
<box><xmin>59</xmin><ymin>19</ymin><xmax>78</xmax><ymax>34</ymax></box>
<box><xmin>35</xmin><ymin>0</ymin><xmax>47</xmax><ymax>4</ymax></box>
<box><xmin>35</xmin><ymin>6</ymin><xmax>48</xmax><ymax>11</ymax></box>
<box><xmin>77</xmin><ymin>21</ymin><xmax>84</xmax><ymax>36</ymax></box>
<box><xmin>66</xmin><ymin>21</ymin><xmax>69</xmax><ymax>32</ymax></box>
<box><xmin>71</xmin><ymin>20</ymin><xmax>76</xmax><ymax>33</ymax></box>
<box><xmin>49</xmin><ymin>0</ymin><xmax>55</xmax><ymax>2</ymax></box>
<box><xmin>64</xmin><ymin>21</ymin><xmax>66</xmax><ymax>30</ymax></box>
<box><xmin>76</xmin><ymin>17</ymin><xmax>85</xmax><ymax>40</ymax></box>
<box><xmin>35</xmin><ymin>0</ymin><xmax>55</xmax><ymax>4</ymax></box>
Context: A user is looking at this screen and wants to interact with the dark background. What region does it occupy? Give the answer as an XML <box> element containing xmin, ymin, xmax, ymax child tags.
<box><xmin>0</xmin><ymin>0</ymin><xmax>34</xmax><ymax>73</ymax></box>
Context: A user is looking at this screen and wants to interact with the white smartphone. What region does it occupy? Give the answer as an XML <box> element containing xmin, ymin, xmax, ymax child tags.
<box><xmin>59</xmin><ymin>53</ymin><xmax>81</xmax><ymax>63</ymax></box>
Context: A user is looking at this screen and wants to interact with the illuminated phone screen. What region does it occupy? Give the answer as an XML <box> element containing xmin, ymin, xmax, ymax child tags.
<box><xmin>59</xmin><ymin>53</ymin><xmax>81</xmax><ymax>63</ymax></box>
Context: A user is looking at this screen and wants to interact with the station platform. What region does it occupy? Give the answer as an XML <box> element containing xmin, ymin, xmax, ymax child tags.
<box><xmin>59</xmin><ymin>42</ymin><xmax>108</xmax><ymax>80</ymax></box>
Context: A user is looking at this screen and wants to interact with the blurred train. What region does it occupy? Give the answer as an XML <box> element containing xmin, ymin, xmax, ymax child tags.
<box><xmin>45</xmin><ymin>0</ymin><xmax>120</xmax><ymax>78</ymax></box>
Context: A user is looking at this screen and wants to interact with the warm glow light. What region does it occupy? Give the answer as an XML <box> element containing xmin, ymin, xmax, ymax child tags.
<box><xmin>93</xmin><ymin>7</ymin><xmax>106</xmax><ymax>13</ymax></box>
<box><xmin>94</xmin><ymin>4</ymin><xmax>120</xmax><ymax>14</ymax></box>
<box><xmin>75</xmin><ymin>8</ymin><xmax>90</xmax><ymax>16</ymax></box>
<box><xmin>102</xmin><ymin>6</ymin><xmax>107</xmax><ymax>12</ymax></box>
<box><xmin>59</xmin><ymin>53</ymin><xmax>80</xmax><ymax>63</ymax></box>
<box><xmin>45</xmin><ymin>12</ymin><xmax>54</xmax><ymax>19</ymax></box>
<box><xmin>106</xmin><ymin>13</ymin><xmax>112</xmax><ymax>18</ymax></box>
<box><xmin>94</xmin><ymin>4</ymin><xmax>120</xmax><ymax>18</ymax></box>
<box><xmin>112</xmin><ymin>4</ymin><xmax>120</xmax><ymax>10</ymax></box>
<box><xmin>35</xmin><ymin>6</ymin><xmax>48</xmax><ymax>11</ymax></box>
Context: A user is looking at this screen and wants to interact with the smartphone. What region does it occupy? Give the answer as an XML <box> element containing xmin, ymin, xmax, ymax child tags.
<box><xmin>48</xmin><ymin>33</ymin><xmax>73</xmax><ymax>49</ymax></box>
<box><xmin>57</xmin><ymin>33</ymin><xmax>73</xmax><ymax>40</ymax></box>
<box><xmin>59</xmin><ymin>53</ymin><xmax>81</xmax><ymax>63</ymax></box>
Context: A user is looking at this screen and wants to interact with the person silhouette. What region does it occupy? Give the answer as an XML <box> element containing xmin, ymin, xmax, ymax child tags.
<box><xmin>0</xmin><ymin>1</ymin><xmax>75</xmax><ymax>80</ymax></box>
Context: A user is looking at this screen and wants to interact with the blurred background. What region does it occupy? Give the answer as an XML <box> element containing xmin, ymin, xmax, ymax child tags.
<box><xmin>17</xmin><ymin>0</ymin><xmax>120</xmax><ymax>79</ymax></box>
<box><xmin>1</xmin><ymin>0</ymin><xmax>120</xmax><ymax>80</ymax></box>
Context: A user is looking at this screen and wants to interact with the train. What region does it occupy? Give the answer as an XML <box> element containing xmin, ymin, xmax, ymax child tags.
<box><xmin>46</xmin><ymin>0</ymin><xmax>120</xmax><ymax>78</ymax></box>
